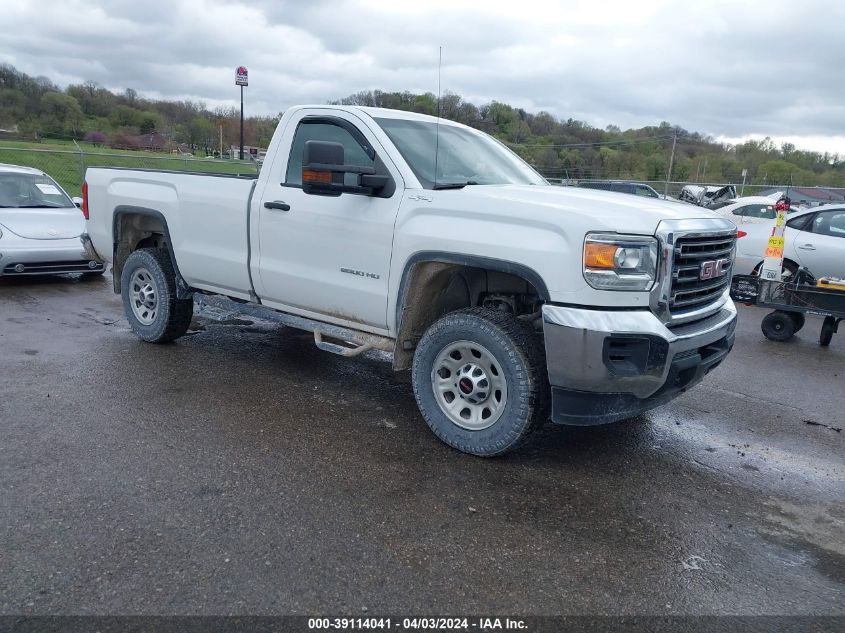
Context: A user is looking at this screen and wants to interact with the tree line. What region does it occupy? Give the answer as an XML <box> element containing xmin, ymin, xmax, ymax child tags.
<box><xmin>0</xmin><ymin>64</ymin><xmax>277</xmax><ymax>155</ymax></box>
<box><xmin>333</xmin><ymin>90</ymin><xmax>844</xmax><ymax>187</ymax></box>
<box><xmin>1</xmin><ymin>63</ymin><xmax>842</xmax><ymax>186</ymax></box>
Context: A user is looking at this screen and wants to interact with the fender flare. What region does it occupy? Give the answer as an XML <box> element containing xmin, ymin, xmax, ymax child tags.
<box><xmin>112</xmin><ymin>205</ymin><xmax>192</xmax><ymax>299</ymax></box>
<box><xmin>394</xmin><ymin>251</ymin><xmax>551</xmax><ymax>332</ymax></box>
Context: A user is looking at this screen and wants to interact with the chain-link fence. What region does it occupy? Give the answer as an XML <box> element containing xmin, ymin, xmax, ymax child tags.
<box><xmin>4</xmin><ymin>143</ymin><xmax>842</xmax><ymax>207</ymax></box>
<box><xmin>0</xmin><ymin>145</ymin><xmax>259</xmax><ymax>196</ymax></box>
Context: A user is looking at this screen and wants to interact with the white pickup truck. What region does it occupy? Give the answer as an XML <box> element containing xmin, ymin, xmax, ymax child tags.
<box><xmin>83</xmin><ymin>105</ymin><xmax>737</xmax><ymax>456</ymax></box>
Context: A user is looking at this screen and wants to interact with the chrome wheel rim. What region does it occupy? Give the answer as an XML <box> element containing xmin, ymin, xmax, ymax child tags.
<box><xmin>129</xmin><ymin>267</ymin><xmax>158</xmax><ymax>326</ymax></box>
<box><xmin>431</xmin><ymin>340</ymin><xmax>508</xmax><ymax>431</ymax></box>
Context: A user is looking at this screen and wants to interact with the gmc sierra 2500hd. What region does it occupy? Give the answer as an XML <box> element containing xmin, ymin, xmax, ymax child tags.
<box><xmin>83</xmin><ymin>105</ymin><xmax>737</xmax><ymax>456</ymax></box>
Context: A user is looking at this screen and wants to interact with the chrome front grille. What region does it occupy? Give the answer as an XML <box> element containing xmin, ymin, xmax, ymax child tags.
<box><xmin>670</xmin><ymin>234</ymin><xmax>736</xmax><ymax>314</ymax></box>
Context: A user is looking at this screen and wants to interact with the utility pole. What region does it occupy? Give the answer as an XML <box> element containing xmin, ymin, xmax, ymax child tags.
<box><xmin>219</xmin><ymin>124</ymin><xmax>223</xmax><ymax>160</ymax></box>
<box><xmin>664</xmin><ymin>134</ymin><xmax>677</xmax><ymax>197</ymax></box>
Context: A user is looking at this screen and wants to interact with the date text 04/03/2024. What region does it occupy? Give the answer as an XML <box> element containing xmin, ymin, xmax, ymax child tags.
<box><xmin>307</xmin><ymin>617</ymin><xmax>528</xmax><ymax>630</ymax></box>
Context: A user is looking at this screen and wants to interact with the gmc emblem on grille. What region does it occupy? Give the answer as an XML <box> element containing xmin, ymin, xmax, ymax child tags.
<box><xmin>699</xmin><ymin>258</ymin><xmax>731</xmax><ymax>281</ymax></box>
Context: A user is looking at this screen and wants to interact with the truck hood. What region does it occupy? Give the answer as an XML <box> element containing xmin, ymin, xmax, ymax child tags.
<box><xmin>442</xmin><ymin>184</ymin><xmax>723</xmax><ymax>233</ymax></box>
<box><xmin>0</xmin><ymin>207</ymin><xmax>84</xmax><ymax>240</ymax></box>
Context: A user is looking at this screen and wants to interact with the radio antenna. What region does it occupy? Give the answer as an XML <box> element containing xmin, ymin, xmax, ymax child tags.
<box><xmin>434</xmin><ymin>46</ymin><xmax>442</xmax><ymax>189</ymax></box>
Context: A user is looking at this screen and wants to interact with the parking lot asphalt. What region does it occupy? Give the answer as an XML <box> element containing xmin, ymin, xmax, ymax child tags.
<box><xmin>0</xmin><ymin>273</ymin><xmax>843</xmax><ymax>616</ymax></box>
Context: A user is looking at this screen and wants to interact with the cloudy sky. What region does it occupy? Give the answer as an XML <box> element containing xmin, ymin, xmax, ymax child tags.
<box><xmin>2</xmin><ymin>0</ymin><xmax>843</xmax><ymax>154</ymax></box>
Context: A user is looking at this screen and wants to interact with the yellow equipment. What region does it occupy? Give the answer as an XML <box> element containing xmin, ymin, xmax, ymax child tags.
<box><xmin>817</xmin><ymin>277</ymin><xmax>845</xmax><ymax>292</ymax></box>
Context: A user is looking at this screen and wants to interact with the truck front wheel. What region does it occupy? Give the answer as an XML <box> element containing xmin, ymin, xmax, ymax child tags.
<box><xmin>412</xmin><ymin>308</ymin><xmax>549</xmax><ymax>456</ymax></box>
<box><xmin>121</xmin><ymin>248</ymin><xmax>193</xmax><ymax>343</ymax></box>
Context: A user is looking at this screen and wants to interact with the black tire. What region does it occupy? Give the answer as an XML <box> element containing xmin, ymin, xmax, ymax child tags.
<box><xmin>787</xmin><ymin>311</ymin><xmax>805</xmax><ymax>333</ymax></box>
<box><xmin>411</xmin><ymin>307</ymin><xmax>549</xmax><ymax>457</ymax></box>
<box><xmin>761</xmin><ymin>310</ymin><xmax>795</xmax><ymax>342</ymax></box>
<box><xmin>121</xmin><ymin>248</ymin><xmax>193</xmax><ymax>343</ymax></box>
<box><xmin>820</xmin><ymin>317</ymin><xmax>837</xmax><ymax>347</ymax></box>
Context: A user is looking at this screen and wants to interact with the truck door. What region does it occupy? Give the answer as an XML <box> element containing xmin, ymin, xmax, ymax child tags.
<box><xmin>253</xmin><ymin>111</ymin><xmax>402</xmax><ymax>331</ymax></box>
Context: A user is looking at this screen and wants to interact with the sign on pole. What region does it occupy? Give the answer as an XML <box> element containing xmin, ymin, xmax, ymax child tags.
<box><xmin>236</xmin><ymin>66</ymin><xmax>247</xmax><ymax>160</ymax></box>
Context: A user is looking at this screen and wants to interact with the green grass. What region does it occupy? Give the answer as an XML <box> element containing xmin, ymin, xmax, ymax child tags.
<box><xmin>0</xmin><ymin>140</ymin><xmax>257</xmax><ymax>196</ymax></box>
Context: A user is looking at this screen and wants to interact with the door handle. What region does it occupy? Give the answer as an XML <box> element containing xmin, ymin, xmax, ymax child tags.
<box><xmin>797</xmin><ymin>243</ymin><xmax>816</xmax><ymax>250</ymax></box>
<box><xmin>264</xmin><ymin>200</ymin><xmax>291</xmax><ymax>211</ymax></box>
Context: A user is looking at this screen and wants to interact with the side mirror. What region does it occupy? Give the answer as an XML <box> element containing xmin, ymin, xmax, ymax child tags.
<box><xmin>72</xmin><ymin>197</ymin><xmax>83</xmax><ymax>209</ymax></box>
<box><xmin>302</xmin><ymin>140</ymin><xmax>345</xmax><ymax>197</ymax></box>
<box><xmin>301</xmin><ymin>140</ymin><xmax>388</xmax><ymax>197</ymax></box>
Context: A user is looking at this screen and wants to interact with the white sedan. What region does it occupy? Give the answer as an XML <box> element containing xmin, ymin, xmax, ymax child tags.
<box><xmin>713</xmin><ymin>196</ymin><xmax>799</xmax><ymax>226</ymax></box>
<box><xmin>733</xmin><ymin>204</ymin><xmax>845</xmax><ymax>279</ymax></box>
<box><xmin>0</xmin><ymin>164</ymin><xmax>104</xmax><ymax>277</ymax></box>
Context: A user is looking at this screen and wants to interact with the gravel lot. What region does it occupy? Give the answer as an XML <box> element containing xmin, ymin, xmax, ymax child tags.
<box><xmin>0</xmin><ymin>273</ymin><xmax>842</xmax><ymax>616</ymax></box>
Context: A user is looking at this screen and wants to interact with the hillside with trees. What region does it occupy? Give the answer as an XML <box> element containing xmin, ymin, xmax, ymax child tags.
<box><xmin>332</xmin><ymin>90</ymin><xmax>844</xmax><ymax>187</ymax></box>
<box><xmin>1</xmin><ymin>64</ymin><xmax>842</xmax><ymax>187</ymax></box>
<box><xmin>0</xmin><ymin>64</ymin><xmax>278</xmax><ymax>155</ymax></box>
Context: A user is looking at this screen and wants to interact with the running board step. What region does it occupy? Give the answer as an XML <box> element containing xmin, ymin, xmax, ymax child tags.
<box><xmin>313</xmin><ymin>331</ymin><xmax>374</xmax><ymax>357</ymax></box>
<box><xmin>193</xmin><ymin>293</ymin><xmax>393</xmax><ymax>354</ymax></box>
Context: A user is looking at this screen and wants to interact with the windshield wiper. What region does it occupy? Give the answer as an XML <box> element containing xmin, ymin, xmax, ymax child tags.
<box><xmin>433</xmin><ymin>180</ymin><xmax>479</xmax><ymax>190</ymax></box>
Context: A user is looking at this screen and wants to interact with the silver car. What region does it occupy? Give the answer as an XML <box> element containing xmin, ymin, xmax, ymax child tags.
<box><xmin>0</xmin><ymin>164</ymin><xmax>104</xmax><ymax>277</ymax></box>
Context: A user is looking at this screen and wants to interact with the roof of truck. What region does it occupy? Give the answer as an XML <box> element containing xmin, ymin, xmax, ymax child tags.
<box><xmin>291</xmin><ymin>104</ymin><xmax>463</xmax><ymax>126</ymax></box>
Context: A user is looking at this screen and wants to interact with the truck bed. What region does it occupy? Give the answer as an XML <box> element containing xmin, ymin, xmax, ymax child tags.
<box><xmin>86</xmin><ymin>167</ymin><xmax>258</xmax><ymax>298</ymax></box>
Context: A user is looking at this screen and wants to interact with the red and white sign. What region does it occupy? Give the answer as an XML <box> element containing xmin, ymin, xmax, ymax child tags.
<box><xmin>235</xmin><ymin>66</ymin><xmax>248</xmax><ymax>87</ymax></box>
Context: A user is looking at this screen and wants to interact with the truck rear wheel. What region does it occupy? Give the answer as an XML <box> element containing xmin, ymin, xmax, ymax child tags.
<box><xmin>121</xmin><ymin>248</ymin><xmax>193</xmax><ymax>343</ymax></box>
<box><xmin>411</xmin><ymin>307</ymin><xmax>548</xmax><ymax>456</ymax></box>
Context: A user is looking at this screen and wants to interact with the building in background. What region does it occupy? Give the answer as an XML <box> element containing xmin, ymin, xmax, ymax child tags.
<box><xmin>228</xmin><ymin>145</ymin><xmax>266</xmax><ymax>161</ymax></box>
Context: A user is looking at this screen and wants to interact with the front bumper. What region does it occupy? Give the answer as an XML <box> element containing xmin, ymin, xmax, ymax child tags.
<box><xmin>0</xmin><ymin>234</ymin><xmax>104</xmax><ymax>276</ymax></box>
<box><xmin>542</xmin><ymin>295</ymin><xmax>736</xmax><ymax>425</ymax></box>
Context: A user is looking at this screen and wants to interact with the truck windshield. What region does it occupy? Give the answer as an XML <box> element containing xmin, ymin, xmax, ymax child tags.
<box><xmin>0</xmin><ymin>172</ymin><xmax>74</xmax><ymax>208</ymax></box>
<box><xmin>374</xmin><ymin>117</ymin><xmax>545</xmax><ymax>189</ymax></box>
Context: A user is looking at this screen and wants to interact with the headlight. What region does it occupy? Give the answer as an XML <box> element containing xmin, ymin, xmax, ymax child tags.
<box><xmin>583</xmin><ymin>233</ymin><xmax>658</xmax><ymax>291</ymax></box>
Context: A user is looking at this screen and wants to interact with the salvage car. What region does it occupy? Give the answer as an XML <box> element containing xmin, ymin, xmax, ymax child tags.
<box><xmin>0</xmin><ymin>164</ymin><xmax>104</xmax><ymax>277</ymax></box>
<box><xmin>679</xmin><ymin>184</ymin><xmax>737</xmax><ymax>209</ymax></box>
<box><xmin>83</xmin><ymin>106</ymin><xmax>738</xmax><ymax>456</ymax></box>
<box><xmin>734</xmin><ymin>205</ymin><xmax>845</xmax><ymax>279</ymax></box>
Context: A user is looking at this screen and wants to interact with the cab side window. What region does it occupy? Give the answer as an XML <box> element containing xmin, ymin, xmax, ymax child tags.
<box><xmin>810</xmin><ymin>210</ymin><xmax>845</xmax><ymax>238</ymax></box>
<box><xmin>285</xmin><ymin>121</ymin><xmax>374</xmax><ymax>186</ymax></box>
